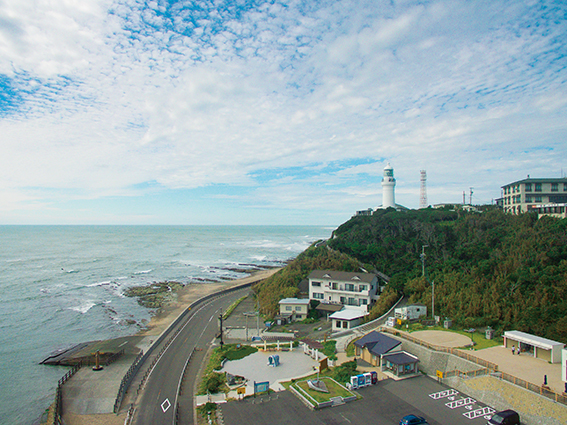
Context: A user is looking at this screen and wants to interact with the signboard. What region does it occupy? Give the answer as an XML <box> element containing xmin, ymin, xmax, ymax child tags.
<box><xmin>237</xmin><ymin>387</ymin><xmax>246</xmax><ymax>395</ymax></box>
<box><xmin>254</xmin><ymin>381</ymin><xmax>270</xmax><ymax>394</ymax></box>
<box><xmin>436</xmin><ymin>370</ymin><xmax>443</xmax><ymax>379</ymax></box>
<box><xmin>319</xmin><ymin>357</ymin><xmax>328</xmax><ymax>372</ymax></box>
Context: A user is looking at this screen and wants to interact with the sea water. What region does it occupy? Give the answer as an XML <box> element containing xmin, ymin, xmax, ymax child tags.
<box><xmin>0</xmin><ymin>225</ymin><xmax>333</xmax><ymax>424</ymax></box>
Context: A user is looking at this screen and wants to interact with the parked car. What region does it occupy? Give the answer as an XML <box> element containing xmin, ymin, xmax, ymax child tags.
<box><xmin>486</xmin><ymin>409</ymin><xmax>520</xmax><ymax>425</ymax></box>
<box><xmin>400</xmin><ymin>414</ymin><xmax>429</xmax><ymax>425</ymax></box>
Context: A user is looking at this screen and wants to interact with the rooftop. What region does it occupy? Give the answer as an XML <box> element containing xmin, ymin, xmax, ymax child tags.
<box><xmin>279</xmin><ymin>298</ymin><xmax>310</xmax><ymax>305</ymax></box>
<box><xmin>308</xmin><ymin>269</ymin><xmax>376</xmax><ymax>284</ymax></box>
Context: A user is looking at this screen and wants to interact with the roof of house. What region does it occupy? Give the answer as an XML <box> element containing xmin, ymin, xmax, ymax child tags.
<box><xmin>382</xmin><ymin>351</ymin><xmax>419</xmax><ymax>365</ymax></box>
<box><xmin>504</xmin><ymin>330</ymin><xmax>564</xmax><ymax>350</ymax></box>
<box><xmin>354</xmin><ymin>331</ymin><xmax>401</xmax><ymax>356</ymax></box>
<box><xmin>329</xmin><ymin>308</ymin><xmax>366</xmax><ymax>321</ymax></box>
<box><xmin>279</xmin><ymin>298</ymin><xmax>310</xmax><ymax>305</ymax></box>
<box><xmin>502</xmin><ymin>177</ymin><xmax>567</xmax><ymax>188</ymax></box>
<box><xmin>315</xmin><ymin>303</ymin><xmax>344</xmax><ymax>313</ymax></box>
<box><xmin>308</xmin><ymin>269</ymin><xmax>377</xmax><ymax>284</ymax></box>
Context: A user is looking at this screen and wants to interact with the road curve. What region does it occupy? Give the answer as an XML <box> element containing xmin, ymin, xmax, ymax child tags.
<box><xmin>132</xmin><ymin>287</ymin><xmax>250</xmax><ymax>425</ymax></box>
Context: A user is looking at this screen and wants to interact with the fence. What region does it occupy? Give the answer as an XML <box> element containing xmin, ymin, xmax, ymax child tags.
<box><xmin>173</xmin><ymin>348</ymin><xmax>196</xmax><ymax>425</ymax></box>
<box><xmin>113</xmin><ymin>350</ymin><xmax>145</xmax><ymax>413</ymax></box>
<box><xmin>382</xmin><ymin>327</ymin><xmax>567</xmax><ymax>407</ymax></box>
<box><xmin>381</xmin><ymin>327</ymin><xmax>499</xmax><ymax>372</ymax></box>
<box><xmin>497</xmin><ymin>371</ymin><xmax>567</xmax><ymax>405</ymax></box>
<box><xmin>52</xmin><ymin>362</ymin><xmax>82</xmax><ymax>425</ymax></box>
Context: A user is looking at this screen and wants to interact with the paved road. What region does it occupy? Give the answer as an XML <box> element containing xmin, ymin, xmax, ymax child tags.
<box><xmin>132</xmin><ymin>287</ymin><xmax>250</xmax><ymax>425</ymax></box>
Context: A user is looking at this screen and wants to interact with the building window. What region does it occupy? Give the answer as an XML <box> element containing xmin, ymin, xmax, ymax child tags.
<box><xmin>312</xmin><ymin>281</ymin><xmax>321</xmax><ymax>287</ymax></box>
<box><xmin>348</xmin><ymin>297</ymin><xmax>357</xmax><ymax>306</ymax></box>
<box><xmin>525</xmin><ymin>196</ymin><xmax>532</xmax><ymax>203</ymax></box>
<box><xmin>564</xmin><ymin>183</ymin><xmax>567</xmax><ymax>191</ymax></box>
<box><xmin>359</xmin><ymin>285</ymin><xmax>367</xmax><ymax>291</ymax></box>
<box><xmin>285</xmin><ymin>306</ymin><xmax>292</xmax><ymax>311</ymax></box>
<box><xmin>361</xmin><ymin>299</ymin><xmax>368</xmax><ymax>305</ymax></box>
<box><xmin>313</xmin><ymin>292</ymin><xmax>324</xmax><ymax>299</ymax></box>
<box><xmin>535</xmin><ymin>183</ymin><xmax>542</xmax><ymax>192</ymax></box>
<box><xmin>331</xmin><ymin>282</ymin><xmax>338</xmax><ymax>290</ymax></box>
<box><xmin>295</xmin><ymin>306</ymin><xmax>302</xmax><ymax>311</ymax></box>
<box><xmin>552</xmin><ymin>183</ymin><xmax>558</xmax><ymax>192</ymax></box>
<box><xmin>345</xmin><ymin>283</ymin><xmax>355</xmax><ymax>292</ymax></box>
<box><xmin>535</xmin><ymin>196</ymin><xmax>542</xmax><ymax>203</ymax></box>
<box><xmin>525</xmin><ymin>183</ymin><xmax>532</xmax><ymax>192</ymax></box>
<box><xmin>340</xmin><ymin>296</ymin><xmax>346</xmax><ymax>304</ymax></box>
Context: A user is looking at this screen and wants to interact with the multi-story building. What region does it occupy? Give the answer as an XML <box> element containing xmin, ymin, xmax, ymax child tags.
<box><xmin>501</xmin><ymin>177</ymin><xmax>567</xmax><ymax>215</ymax></box>
<box><xmin>308</xmin><ymin>270</ymin><xmax>380</xmax><ymax>313</ymax></box>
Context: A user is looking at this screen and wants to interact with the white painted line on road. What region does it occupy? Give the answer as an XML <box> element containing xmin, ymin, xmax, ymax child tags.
<box><xmin>429</xmin><ymin>389</ymin><xmax>458</xmax><ymax>399</ymax></box>
<box><xmin>119</xmin><ymin>341</ymin><xmax>129</xmax><ymax>347</ymax></box>
<box><xmin>463</xmin><ymin>406</ymin><xmax>495</xmax><ymax>420</ymax></box>
<box><xmin>161</xmin><ymin>398</ymin><xmax>171</xmax><ymax>413</ymax></box>
<box><xmin>445</xmin><ymin>397</ymin><xmax>476</xmax><ymax>409</ymax></box>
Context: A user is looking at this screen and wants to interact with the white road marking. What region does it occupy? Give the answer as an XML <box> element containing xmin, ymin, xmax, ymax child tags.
<box><xmin>446</xmin><ymin>397</ymin><xmax>476</xmax><ymax>409</ymax></box>
<box><xmin>463</xmin><ymin>406</ymin><xmax>495</xmax><ymax>419</ymax></box>
<box><xmin>161</xmin><ymin>398</ymin><xmax>171</xmax><ymax>413</ymax></box>
<box><xmin>429</xmin><ymin>389</ymin><xmax>458</xmax><ymax>399</ymax></box>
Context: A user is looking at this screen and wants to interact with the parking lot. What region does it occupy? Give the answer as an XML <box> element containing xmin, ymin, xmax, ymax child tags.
<box><xmin>221</xmin><ymin>375</ymin><xmax>495</xmax><ymax>425</ymax></box>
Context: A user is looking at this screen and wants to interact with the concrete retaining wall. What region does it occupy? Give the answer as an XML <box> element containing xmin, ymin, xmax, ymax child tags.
<box><xmin>397</xmin><ymin>338</ymin><xmax>480</xmax><ymax>376</ymax></box>
<box><xmin>445</xmin><ymin>375</ymin><xmax>567</xmax><ymax>425</ymax></box>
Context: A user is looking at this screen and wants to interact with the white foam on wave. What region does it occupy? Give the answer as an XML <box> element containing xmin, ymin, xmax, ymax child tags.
<box><xmin>87</xmin><ymin>280</ymin><xmax>111</xmax><ymax>287</ymax></box>
<box><xmin>134</xmin><ymin>269</ymin><xmax>153</xmax><ymax>275</ymax></box>
<box><xmin>69</xmin><ymin>301</ymin><xmax>96</xmax><ymax>314</ymax></box>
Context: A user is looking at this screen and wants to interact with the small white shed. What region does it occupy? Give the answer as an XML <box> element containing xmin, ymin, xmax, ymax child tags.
<box><xmin>394</xmin><ymin>303</ymin><xmax>427</xmax><ymax>321</ymax></box>
<box><xmin>330</xmin><ymin>308</ymin><xmax>367</xmax><ymax>331</ymax></box>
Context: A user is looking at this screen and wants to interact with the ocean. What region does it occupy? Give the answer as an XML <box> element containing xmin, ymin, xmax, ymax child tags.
<box><xmin>0</xmin><ymin>225</ymin><xmax>333</xmax><ymax>425</ymax></box>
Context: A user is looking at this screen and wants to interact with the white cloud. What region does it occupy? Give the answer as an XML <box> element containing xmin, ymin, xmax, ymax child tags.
<box><xmin>1</xmin><ymin>0</ymin><xmax>566</xmax><ymax>223</ymax></box>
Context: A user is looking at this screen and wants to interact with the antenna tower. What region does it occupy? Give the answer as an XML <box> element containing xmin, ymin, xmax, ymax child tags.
<box><xmin>419</xmin><ymin>170</ymin><xmax>428</xmax><ymax>209</ymax></box>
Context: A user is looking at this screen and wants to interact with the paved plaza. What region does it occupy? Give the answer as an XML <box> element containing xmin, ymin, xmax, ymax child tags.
<box><xmin>220</xmin><ymin>348</ymin><xmax>319</xmax><ymax>392</ymax></box>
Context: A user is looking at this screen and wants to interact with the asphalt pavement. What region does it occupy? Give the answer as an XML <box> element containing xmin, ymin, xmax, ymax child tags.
<box><xmin>131</xmin><ymin>287</ymin><xmax>250</xmax><ymax>425</ymax></box>
<box><xmin>220</xmin><ymin>375</ymin><xmax>495</xmax><ymax>425</ymax></box>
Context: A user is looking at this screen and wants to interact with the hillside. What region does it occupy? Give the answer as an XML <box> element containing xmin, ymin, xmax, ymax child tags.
<box><xmin>254</xmin><ymin>207</ymin><xmax>567</xmax><ymax>343</ymax></box>
<box><xmin>329</xmin><ymin>207</ymin><xmax>567</xmax><ymax>342</ymax></box>
<box><xmin>253</xmin><ymin>244</ymin><xmax>363</xmax><ymax>318</ymax></box>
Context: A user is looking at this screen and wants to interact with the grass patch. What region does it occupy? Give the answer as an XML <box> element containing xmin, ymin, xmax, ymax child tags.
<box><xmin>198</xmin><ymin>344</ymin><xmax>258</xmax><ymax>395</ymax></box>
<box><xmin>294</xmin><ymin>378</ymin><xmax>353</xmax><ymax>403</ymax></box>
<box><xmin>345</xmin><ymin>339</ymin><xmax>358</xmax><ymax>357</ymax></box>
<box><xmin>223</xmin><ymin>296</ymin><xmax>247</xmax><ymax>319</ymax></box>
<box><xmin>322</xmin><ymin>340</ymin><xmax>337</xmax><ymax>360</ymax></box>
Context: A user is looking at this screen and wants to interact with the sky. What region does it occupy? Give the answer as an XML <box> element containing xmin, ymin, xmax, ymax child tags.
<box><xmin>1</xmin><ymin>0</ymin><xmax>566</xmax><ymax>225</ymax></box>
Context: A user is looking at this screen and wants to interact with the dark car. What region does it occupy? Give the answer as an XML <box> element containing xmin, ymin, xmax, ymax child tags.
<box><xmin>400</xmin><ymin>414</ymin><xmax>429</xmax><ymax>425</ymax></box>
<box><xmin>486</xmin><ymin>409</ymin><xmax>520</xmax><ymax>425</ymax></box>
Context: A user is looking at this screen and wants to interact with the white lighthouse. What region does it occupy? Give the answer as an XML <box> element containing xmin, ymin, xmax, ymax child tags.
<box><xmin>381</xmin><ymin>163</ymin><xmax>396</xmax><ymax>208</ymax></box>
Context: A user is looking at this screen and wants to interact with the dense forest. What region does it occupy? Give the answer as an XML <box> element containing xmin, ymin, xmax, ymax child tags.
<box><xmin>255</xmin><ymin>207</ymin><xmax>567</xmax><ymax>343</ymax></box>
<box><xmin>330</xmin><ymin>207</ymin><xmax>567</xmax><ymax>342</ymax></box>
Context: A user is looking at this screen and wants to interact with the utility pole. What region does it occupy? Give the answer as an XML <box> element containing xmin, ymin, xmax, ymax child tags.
<box><xmin>469</xmin><ymin>187</ymin><xmax>474</xmax><ymax>205</ymax></box>
<box><xmin>219</xmin><ymin>309</ymin><xmax>224</xmax><ymax>347</ymax></box>
<box><xmin>432</xmin><ymin>280</ymin><xmax>435</xmax><ymax>320</ymax></box>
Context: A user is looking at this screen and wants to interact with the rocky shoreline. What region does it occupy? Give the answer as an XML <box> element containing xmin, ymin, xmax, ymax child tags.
<box><xmin>124</xmin><ymin>264</ymin><xmax>281</xmax><ymax>309</ymax></box>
